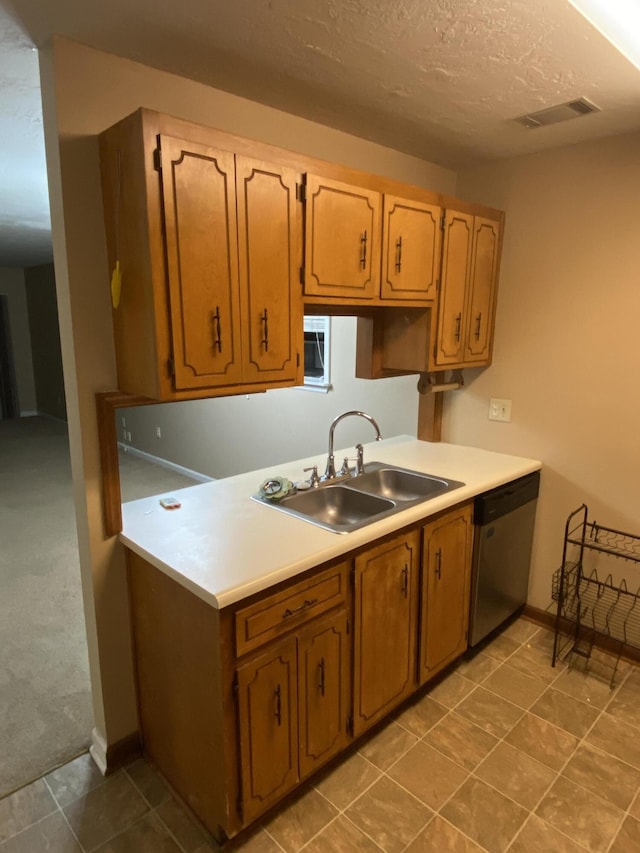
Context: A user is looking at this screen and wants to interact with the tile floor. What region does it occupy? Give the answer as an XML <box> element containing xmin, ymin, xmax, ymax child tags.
<box><xmin>2</xmin><ymin>618</ymin><xmax>640</xmax><ymax>852</ymax></box>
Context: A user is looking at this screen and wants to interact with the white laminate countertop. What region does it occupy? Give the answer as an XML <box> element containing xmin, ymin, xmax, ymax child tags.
<box><xmin>120</xmin><ymin>436</ymin><xmax>541</xmax><ymax>610</ymax></box>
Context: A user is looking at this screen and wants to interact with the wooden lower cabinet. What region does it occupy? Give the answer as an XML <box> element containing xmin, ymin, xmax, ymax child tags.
<box><xmin>237</xmin><ymin>609</ymin><xmax>350</xmax><ymax>823</ymax></box>
<box><xmin>127</xmin><ymin>503</ymin><xmax>477</xmax><ymax>841</ymax></box>
<box><xmin>419</xmin><ymin>503</ymin><xmax>473</xmax><ymax>683</ymax></box>
<box><xmin>353</xmin><ymin>530</ymin><xmax>420</xmax><ymax>736</ymax></box>
<box><xmin>237</xmin><ymin>637</ymin><xmax>298</xmax><ymax>823</ymax></box>
<box><xmin>298</xmin><ymin>610</ymin><xmax>350</xmax><ymax>778</ymax></box>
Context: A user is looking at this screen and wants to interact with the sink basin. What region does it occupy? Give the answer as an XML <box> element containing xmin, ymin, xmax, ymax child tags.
<box><xmin>348</xmin><ymin>465</ymin><xmax>455</xmax><ymax>502</ymax></box>
<box><xmin>253</xmin><ymin>462</ymin><xmax>465</xmax><ymax>534</ymax></box>
<box><xmin>276</xmin><ymin>485</ymin><xmax>394</xmax><ymax>533</ymax></box>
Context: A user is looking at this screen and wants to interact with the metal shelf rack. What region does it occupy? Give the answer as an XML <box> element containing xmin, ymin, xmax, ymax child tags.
<box><xmin>551</xmin><ymin>504</ymin><xmax>640</xmax><ymax>686</ymax></box>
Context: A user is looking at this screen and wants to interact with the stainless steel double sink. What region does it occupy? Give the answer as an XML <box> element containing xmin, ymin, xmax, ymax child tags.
<box><xmin>253</xmin><ymin>462</ymin><xmax>465</xmax><ymax>534</ymax></box>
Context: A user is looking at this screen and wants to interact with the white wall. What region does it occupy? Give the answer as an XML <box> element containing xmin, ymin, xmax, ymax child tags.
<box><xmin>120</xmin><ymin>317</ymin><xmax>419</xmax><ymax>478</ymax></box>
<box><xmin>451</xmin><ymin>131</ymin><xmax>640</xmax><ymax>612</ymax></box>
<box><xmin>0</xmin><ymin>267</ymin><xmax>37</xmax><ymax>415</ymax></box>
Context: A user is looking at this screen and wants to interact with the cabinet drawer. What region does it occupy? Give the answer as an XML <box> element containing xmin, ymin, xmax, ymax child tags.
<box><xmin>235</xmin><ymin>562</ymin><xmax>349</xmax><ymax>657</ymax></box>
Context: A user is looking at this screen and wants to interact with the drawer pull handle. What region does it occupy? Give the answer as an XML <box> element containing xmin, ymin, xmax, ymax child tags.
<box><xmin>360</xmin><ymin>230</ymin><xmax>368</xmax><ymax>269</ymax></box>
<box><xmin>318</xmin><ymin>657</ymin><xmax>326</xmax><ymax>697</ymax></box>
<box><xmin>454</xmin><ymin>313</ymin><xmax>462</xmax><ymax>343</ymax></box>
<box><xmin>212</xmin><ymin>306</ymin><xmax>222</xmax><ymax>353</ymax></box>
<box><xmin>261</xmin><ymin>308</ymin><xmax>269</xmax><ymax>352</ymax></box>
<box><xmin>274</xmin><ymin>684</ymin><xmax>282</xmax><ymax>726</ymax></box>
<box><xmin>435</xmin><ymin>548</ymin><xmax>442</xmax><ymax>580</ymax></box>
<box><xmin>474</xmin><ymin>312</ymin><xmax>482</xmax><ymax>340</ymax></box>
<box><xmin>282</xmin><ymin>597</ymin><xmax>318</xmax><ymax>619</ymax></box>
<box><xmin>395</xmin><ymin>236</ymin><xmax>403</xmax><ymax>273</ymax></box>
<box><xmin>401</xmin><ymin>565</ymin><xmax>409</xmax><ymax>598</ymax></box>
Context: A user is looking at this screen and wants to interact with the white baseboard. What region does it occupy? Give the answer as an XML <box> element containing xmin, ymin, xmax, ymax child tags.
<box><xmin>89</xmin><ymin>727</ymin><xmax>108</xmax><ymax>776</ymax></box>
<box><xmin>117</xmin><ymin>442</ymin><xmax>214</xmax><ymax>483</ymax></box>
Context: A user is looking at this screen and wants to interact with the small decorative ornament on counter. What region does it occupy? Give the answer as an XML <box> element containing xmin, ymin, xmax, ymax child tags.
<box><xmin>258</xmin><ymin>476</ymin><xmax>293</xmax><ymax>502</ymax></box>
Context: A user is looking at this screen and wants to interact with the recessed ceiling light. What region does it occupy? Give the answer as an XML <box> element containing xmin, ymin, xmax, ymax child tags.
<box><xmin>568</xmin><ymin>0</ymin><xmax>640</xmax><ymax>71</ymax></box>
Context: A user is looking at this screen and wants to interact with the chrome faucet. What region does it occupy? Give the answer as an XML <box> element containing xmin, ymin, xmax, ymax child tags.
<box><xmin>322</xmin><ymin>411</ymin><xmax>382</xmax><ymax>481</ymax></box>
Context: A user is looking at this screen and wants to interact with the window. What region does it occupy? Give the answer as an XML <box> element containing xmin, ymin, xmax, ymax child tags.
<box><xmin>301</xmin><ymin>316</ymin><xmax>331</xmax><ymax>392</ymax></box>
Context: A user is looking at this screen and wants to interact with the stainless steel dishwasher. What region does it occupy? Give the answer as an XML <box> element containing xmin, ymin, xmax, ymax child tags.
<box><xmin>469</xmin><ymin>471</ymin><xmax>540</xmax><ymax>646</ymax></box>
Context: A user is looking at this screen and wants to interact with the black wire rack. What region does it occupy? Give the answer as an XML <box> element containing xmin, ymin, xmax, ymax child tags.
<box><xmin>551</xmin><ymin>504</ymin><xmax>640</xmax><ymax>687</ymax></box>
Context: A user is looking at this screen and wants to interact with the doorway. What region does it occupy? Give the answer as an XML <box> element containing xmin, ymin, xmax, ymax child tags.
<box><xmin>0</xmin><ymin>294</ymin><xmax>19</xmax><ymax>419</ymax></box>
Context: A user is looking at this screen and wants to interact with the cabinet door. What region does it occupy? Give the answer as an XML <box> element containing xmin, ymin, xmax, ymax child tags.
<box><xmin>297</xmin><ymin>610</ymin><xmax>350</xmax><ymax>779</ymax></box>
<box><xmin>304</xmin><ymin>175</ymin><xmax>381</xmax><ymax>300</ymax></box>
<box><xmin>353</xmin><ymin>531</ymin><xmax>419</xmax><ymax>736</ymax></box>
<box><xmin>236</xmin><ymin>157</ymin><xmax>303</xmax><ymax>385</ymax></box>
<box><xmin>464</xmin><ymin>216</ymin><xmax>501</xmax><ymax>364</ymax></box>
<box><xmin>420</xmin><ymin>504</ymin><xmax>472</xmax><ymax>684</ymax></box>
<box><xmin>434</xmin><ymin>210</ymin><xmax>473</xmax><ymax>366</ymax></box>
<box><xmin>237</xmin><ymin>637</ymin><xmax>298</xmax><ymax>822</ymax></box>
<box><xmin>381</xmin><ymin>196</ymin><xmax>441</xmax><ymax>301</ymax></box>
<box><xmin>159</xmin><ymin>135</ymin><xmax>243</xmax><ymax>389</ymax></box>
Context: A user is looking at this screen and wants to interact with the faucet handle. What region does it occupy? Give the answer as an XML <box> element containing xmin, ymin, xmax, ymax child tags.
<box><xmin>355</xmin><ymin>443</ymin><xmax>365</xmax><ymax>475</ymax></box>
<box><xmin>303</xmin><ymin>465</ymin><xmax>320</xmax><ymax>487</ymax></box>
<box><xmin>339</xmin><ymin>457</ymin><xmax>352</xmax><ymax>476</ymax></box>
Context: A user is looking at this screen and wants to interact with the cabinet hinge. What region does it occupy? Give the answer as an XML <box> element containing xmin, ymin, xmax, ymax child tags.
<box><xmin>440</xmin><ymin>214</ymin><xmax>446</xmax><ymax>230</ymax></box>
<box><xmin>436</xmin><ymin>277</ymin><xmax>441</xmax><ymax>292</ymax></box>
<box><xmin>346</xmin><ymin>617</ymin><xmax>350</xmax><ymax>636</ymax></box>
<box><xmin>296</xmin><ymin>182</ymin><xmax>306</xmax><ymax>203</ymax></box>
<box><xmin>347</xmin><ymin>715</ymin><xmax>354</xmax><ymax>737</ymax></box>
<box><xmin>296</xmin><ymin>352</ymin><xmax>300</xmax><ymax>368</ymax></box>
<box><xmin>299</xmin><ymin>265</ymin><xmax>305</xmax><ymax>286</ymax></box>
<box><xmin>232</xmin><ymin>673</ymin><xmax>239</xmax><ymax>694</ymax></box>
<box><xmin>153</xmin><ymin>147</ymin><xmax>162</xmax><ymax>172</ymax></box>
<box><xmin>167</xmin><ymin>357</ymin><xmax>175</xmax><ymax>378</ymax></box>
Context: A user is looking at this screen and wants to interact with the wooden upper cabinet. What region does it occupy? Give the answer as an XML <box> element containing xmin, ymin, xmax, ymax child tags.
<box><xmin>419</xmin><ymin>504</ymin><xmax>472</xmax><ymax>683</ymax></box>
<box><xmin>435</xmin><ymin>210</ymin><xmax>473</xmax><ymax>366</ymax></box>
<box><xmin>304</xmin><ymin>175</ymin><xmax>381</xmax><ymax>300</ymax></box>
<box><xmin>381</xmin><ymin>196</ymin><xmax>441</xmax><ymax>301</ymax></box>
<box><xmin>464</xmin><ymin>216</ymin><xmax>501</xmax><ymax>364</ymax></box>
<box><xmin>435</xmin><ymin>210</ymin><xmax>501</xmax><ymax>369</ymax></box>
<box><xmin>236</xmin><ymin>157</ymin><xmax>302</xmax><ymax>385</ymax></box>
<box><xmin>99</xmin><ymin>110</ymin><xmax>304</xmax><ymax>401</ymax></box>
<box><xmin>304</xmin><ymin>176</ymin><xmax>444</xmax><ymax>306</ymax></box>
<box><xmin>353</xmin><ymin>530</ymin><xmax>419</xmax><ymax>736</ymax></box>
<box><xmin>160</xmin><ymin>136</ymin><xmax>243</xmax><ymax>390</ymax></box>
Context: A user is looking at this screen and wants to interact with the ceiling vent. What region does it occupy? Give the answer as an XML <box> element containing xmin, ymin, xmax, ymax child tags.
<box><xmin>515</xmin><ymin>98</ymin><xmax>600</xmax><ymax>129</ymax></box>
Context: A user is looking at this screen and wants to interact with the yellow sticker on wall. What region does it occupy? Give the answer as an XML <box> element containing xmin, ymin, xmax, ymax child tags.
<box><xmin>110</xmin><ymin>260</ymin><xmax>122</xmax><ymax>309</ymax></box>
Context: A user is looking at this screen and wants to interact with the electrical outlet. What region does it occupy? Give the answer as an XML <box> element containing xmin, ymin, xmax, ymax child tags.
<box><xmin>489</xmin><ymin>398</ymin><xmax>512</xmax><ymax>422</ymax></box>
<box><xmin>156</xmin><ymin>427</ymin><xmax>162</xmax><ymax>439</ymax></box>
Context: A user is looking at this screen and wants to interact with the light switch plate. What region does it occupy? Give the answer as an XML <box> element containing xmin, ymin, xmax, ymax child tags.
<box><xmin>489</xmin><ymin>398</ymin><xmax>512</xmax><ymax>422</ymax></box>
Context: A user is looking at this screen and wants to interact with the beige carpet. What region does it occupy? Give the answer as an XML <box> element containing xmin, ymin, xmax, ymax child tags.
<box><xmin>0</xmin><ymin>416</ymin><xmax>200</xmax><ymax>798</ymax></box>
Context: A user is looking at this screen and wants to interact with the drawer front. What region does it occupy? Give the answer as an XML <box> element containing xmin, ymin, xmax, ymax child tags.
<box><xmin>235</xmin><ymin>562</ymin><xmax>349</xmax><ymax>657</ymax></box>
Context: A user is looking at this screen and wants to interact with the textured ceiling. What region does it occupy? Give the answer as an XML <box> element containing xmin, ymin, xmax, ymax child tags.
<box><xmin>2</xmin><ymin>0</ymin><xmax>640</xmax><ymax>267</ymax></box>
